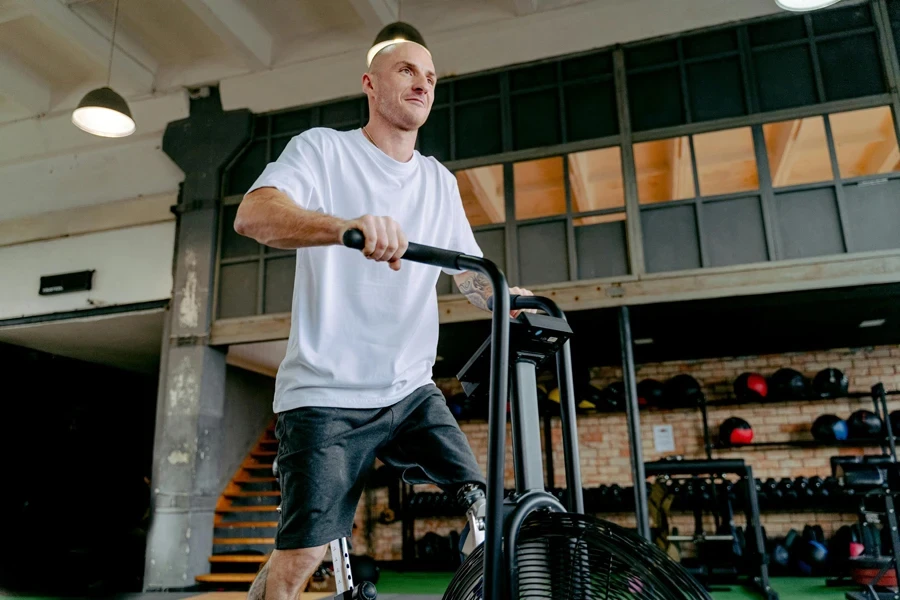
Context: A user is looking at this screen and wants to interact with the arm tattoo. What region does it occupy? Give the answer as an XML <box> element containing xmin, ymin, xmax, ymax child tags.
<box><xmin>456</xmin><ymin>272</ymin><xmax>493</xmax><ymax>311</ymax></box>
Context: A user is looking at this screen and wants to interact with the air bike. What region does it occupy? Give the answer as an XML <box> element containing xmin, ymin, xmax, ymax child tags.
<box><xmin>325</xmin><ymin>228</ymin><xmax>713</xmax><ymax>599</ymax></box>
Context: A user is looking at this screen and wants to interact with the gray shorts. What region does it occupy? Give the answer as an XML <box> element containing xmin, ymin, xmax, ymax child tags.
<box><xmin>274</xmin><ymin>383</ymin><xmax>485</xmax><ymax>550</ymax></box>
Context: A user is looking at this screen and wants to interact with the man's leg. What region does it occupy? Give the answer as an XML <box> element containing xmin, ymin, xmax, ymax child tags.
<box><xmin>247</xmin><ymin>546</ymin><xmax>328</xmax><ymax>600</ymax></box>
<box><xmin>379</xmin><ymin>384</ymin><xmax>487</xmax><ymax>505</ymax></box>
<box><xmin>260</xmin><ymin>404</ymin><xmax>390</xmax><ymax>600</ymax></box>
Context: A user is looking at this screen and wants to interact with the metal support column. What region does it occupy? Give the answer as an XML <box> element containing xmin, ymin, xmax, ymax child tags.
<box><xmin>619</xmin><ymin>306</ymin><xmax>649</xmax><ymax>539</ymax></box>
<box><xmin>143</xmin><ymin>87</ymin><xmax>253</xmax><ymax>590</ymax></box>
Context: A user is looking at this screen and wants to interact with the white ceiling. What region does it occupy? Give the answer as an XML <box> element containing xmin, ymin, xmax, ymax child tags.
<box><xmin>0</xmin><ymin>307</ymin><xmax>165</xmax><ymax>373</ymax></box>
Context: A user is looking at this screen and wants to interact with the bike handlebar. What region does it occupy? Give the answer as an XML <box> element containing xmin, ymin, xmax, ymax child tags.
<box><xmin>342</xmin><ymin>228</ymin><xmax>464</xmax><ymax>272</ymax></box>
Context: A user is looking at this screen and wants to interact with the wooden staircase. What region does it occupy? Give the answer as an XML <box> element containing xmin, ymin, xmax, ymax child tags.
<box><xmin>196</xmin><ymin>424</ymin><xmax>279</xmax><ymax>586</ymax></box>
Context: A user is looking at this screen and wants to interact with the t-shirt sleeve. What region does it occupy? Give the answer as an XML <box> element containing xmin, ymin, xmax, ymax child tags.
<box><xmin>442</xmin><ymin>175</ymin><xmax>483</xmax><ymax>276</ymax></box>
<box><xmin>246</xmin><ymin>132</ymin><xmax>324</xmax><ymax>211</ymax></box>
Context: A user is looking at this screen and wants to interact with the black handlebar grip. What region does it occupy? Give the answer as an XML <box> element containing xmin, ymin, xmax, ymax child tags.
<box><xmin>487</xmin><ymin>294</ymin><xmax>521</xmax><ymax>312</ymax></box>
<box><xmin>342</xmin><ymin>227</ymin><xmax>463</xmax><ymax>271</ymax></box>
<box><xmin>342</xmin><ymin>228</ymin><xmax>366</xmax><ymax>250</ymax></box>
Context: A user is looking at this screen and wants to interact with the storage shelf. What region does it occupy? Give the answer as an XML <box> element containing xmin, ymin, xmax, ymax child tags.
<box><xmin>715</xmin><ymin>437</ymin><xmax>899</xmax><ymax>450</ymax></box>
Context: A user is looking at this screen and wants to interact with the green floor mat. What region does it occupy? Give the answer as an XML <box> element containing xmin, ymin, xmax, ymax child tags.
<box><xmin>376</xmin><ymin>573</ymin><xmax>859</xmax><ymax>598</ymax></box>
<box><xmin>376</xmin><ymin>571</ymin><xmax>454</xmax><ymax>594</ymax></box>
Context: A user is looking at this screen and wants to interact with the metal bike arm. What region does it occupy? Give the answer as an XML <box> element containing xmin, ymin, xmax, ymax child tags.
<box><xmin>342</xmin><ymin>229</ymin><xmax>510</xmax><ymax>600</ymax></box>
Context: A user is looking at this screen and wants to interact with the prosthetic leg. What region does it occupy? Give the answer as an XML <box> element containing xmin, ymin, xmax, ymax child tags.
<box><xmin>458</xmin><ymin>483</ymin><xmax>487</xmax><ymax>558</ymax></box>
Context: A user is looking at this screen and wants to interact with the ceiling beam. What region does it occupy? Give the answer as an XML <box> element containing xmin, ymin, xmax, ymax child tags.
<box><xmin>0</xmin><ymin>0</ymin><xmax>29</xmax><ymax>24</ymax></box>
<box><xmin>766</xmin><ymin>118</ymin><xmax>804</xmax><ymax>187</ymax></box>
<box><xmin>347</xmin><ymin>0</ymin><xmax>398</xmax><ymax>32</ymax></box>
<box><xmin>458</xmin><ymin>167</ymin><xmax>504</xmax><ymax>224</ymax></box>
<box><xmin>667</xmin><ymin>136</ymin><xmax>694</xmax><ymax>200</ymax></box>
<box><xmin>0</xmin><ymin>52</ymin><xmax>52</xmax><ymax>115</ymax></box>
<box><xmin>178</xmin><ymin>0</ymin><xmax>273</xmax><ymax>69</ymax></box>
<box><xmin>861</xmin><ymin>112</ymin><xmax>900</xmax><ymax>174</ymax></box>
<box><xmin>28</xmin><ymin>0</ymin><xmax>155</xmax><ymax>91</ymax></box>
<box><xmin>568</xmin><ymin>151</ymin><xmax>597</xmax><ymax>212</ymax></box>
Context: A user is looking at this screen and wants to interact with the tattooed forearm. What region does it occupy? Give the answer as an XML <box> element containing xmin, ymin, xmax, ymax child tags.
<box><xmin>455</xmin><ymin>272</ymin><xmax>493</xmax><ymax>311</ymax></box>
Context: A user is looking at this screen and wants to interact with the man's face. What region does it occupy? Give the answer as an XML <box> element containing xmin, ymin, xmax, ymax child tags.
<box><xmin>365</xmin><ymin>43</ymin><xmax>436</xmax><ymax>132</ymax></box>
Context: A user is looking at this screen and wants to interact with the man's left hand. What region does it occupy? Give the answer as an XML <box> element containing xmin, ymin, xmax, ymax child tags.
<box><xmin>509</xmin><ymin>286</ymin><xmax>537</xmax><ymax>319</ymax></box>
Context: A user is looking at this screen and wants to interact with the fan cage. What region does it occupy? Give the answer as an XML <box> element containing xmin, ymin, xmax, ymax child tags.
<box><xmin>443</xmin><ymin>511</ymin><xmax>713</xmax><ymax>600</ymax></box>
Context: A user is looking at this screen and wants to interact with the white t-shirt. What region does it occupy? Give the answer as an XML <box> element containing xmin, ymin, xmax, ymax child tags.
<box><xmin>247</xmin><ymin>127</ymin><xmax>483</xmax><ymax>412</ymax></box>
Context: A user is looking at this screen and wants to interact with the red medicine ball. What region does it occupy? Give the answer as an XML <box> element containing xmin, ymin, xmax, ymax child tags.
<box><xmin>719</xmin><ymin>417</ymin><xmax>754</xmax><ymax>446</ymax></box>
<box><xmin>734</xmin><ymin>372</ymin><xmax>768</xmax><ymax>402</ymax></box>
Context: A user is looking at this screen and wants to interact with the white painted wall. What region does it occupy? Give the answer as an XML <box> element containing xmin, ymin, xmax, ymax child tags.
<box><xmin>0</xmin><ymin>222</ymin><xmax>175</xmax><ymax>321</ymax></box>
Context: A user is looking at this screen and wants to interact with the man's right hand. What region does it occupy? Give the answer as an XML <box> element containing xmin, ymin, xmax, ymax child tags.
<box><xmin>340</xmin><ymin>214</ymin><xmax>409</xmax><ymax>271</ymax></box>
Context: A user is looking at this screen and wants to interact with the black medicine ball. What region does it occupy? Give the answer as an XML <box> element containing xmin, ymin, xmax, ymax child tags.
<box><xmin>664</xmin><ymin>374</ymin><xmax>703</xmax><ymax>407</ymax></box>
<box><xmin>847</xmin><ymin>409</ymin><xmax>884</xmax><ymax>439</ymax></box>
<box><xmin>812</xmin><ymin>368</ymin><xmax>849</xmax><ymax>399</ymax></box>
<box><xmin>811</xmin><ymin>414</ymin><xmax>849</xmax><ymax>442</ymax></box>
<box><xmin>637</xmin><ymin>378</ymin><xmax>665</xmax><ymax>407</ymax></box>
<box><xmin>719</xmin><ymin>417</ymin><xmax>754</xmax><ymax>446</ymax></box>
<box><xmin>768</xmin><ymin>368</ymin><xmax>810</xmax><ymax>400</ymax></box>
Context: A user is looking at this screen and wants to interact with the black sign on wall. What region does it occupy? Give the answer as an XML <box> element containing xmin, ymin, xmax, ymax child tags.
<box><xmin>39</xmin><ymin>270</ymin><xmax>94</xmax><ymax>295</ymax></box>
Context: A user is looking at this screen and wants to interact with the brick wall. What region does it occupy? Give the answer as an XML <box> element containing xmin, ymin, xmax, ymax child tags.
<box><xmin>355</xmin><ymin>344</ymin><xmax>900</xmax><ymax>562</ymax></box>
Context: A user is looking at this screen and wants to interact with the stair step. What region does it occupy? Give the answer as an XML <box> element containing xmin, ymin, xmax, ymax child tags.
<box><xmin>235</xmin><ymin>480</ymin><xmax>280</xmax><ymax>493</ymax></box>
<box><xmin>235</xmin><ymin>476</ymin><xmax>277</xmax><ymax>483</ymax></box>
<box><xmin>215</xmin><ymin>526</ymin><xmax>278</xmax><ymax>539</ymax></box>
<box><xmin>226</xmin><ymin>497</ymin><xmax>280</xmax><ymax>508</ymax></box>
<box><xmin>218</xmin><ymin>506</ymin><xmax>279</xmax><ymax>513</ymax></box>
<box><xmin>216</xmin><ymin>521</ymin><xmax>279</xmax><ymax>529</ymax></box>
<box><xmin>215</xmin><ymin>538</ymin><xmax>274</xmax><ymax>545</ymax></box>
<box><xmin>243</xmin><ymin>463</ymin><xmax>274</xmax><ymax>470</ymax></box>
<box><xmin>210</xmin><ymin>555</ymin><xmax>269</xmax><ymax>563</ymax></box>
<box><xmin>252</xmin><ymin>450</ymin><xmax>276</xmax><ymax>457</ymax></box>
<box><xmin>226</xmin><ymin>491</ymin><xmax>281</xmax><ymax>497</ymax></box>
<box><xmin>196</xmin><ymin>573</ymin><xmax>257</xmax><ymax>583</ymax></box>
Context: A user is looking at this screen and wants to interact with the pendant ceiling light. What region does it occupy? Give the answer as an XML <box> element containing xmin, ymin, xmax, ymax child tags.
<box><xmin>774</xmin><ymin>0</ymin><xmax>843</xmax><ymax>11</ymax></box>
<box><xmin>72</xmin><ymin>0</ymin><xmax>135</xmax><ymax>137</ymax></box>
<box><xmin>365</xmin><ymin>2</ymin><xmax>429</xmax><ymax>68</ymax></box>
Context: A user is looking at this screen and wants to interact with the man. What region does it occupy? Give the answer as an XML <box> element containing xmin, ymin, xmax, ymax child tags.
<box><xmin>234</xmin><ymin>39</ymin><xmax>532</xmax><ymax>600</ymax></box>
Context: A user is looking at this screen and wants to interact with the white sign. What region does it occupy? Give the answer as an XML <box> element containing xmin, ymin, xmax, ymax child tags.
<box><xmin>653</xmin><ymin>425</ymin><xmax>675</xmax><ymax>453</ymax></box>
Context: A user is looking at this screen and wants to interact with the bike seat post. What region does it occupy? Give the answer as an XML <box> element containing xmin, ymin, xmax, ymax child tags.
<box><xmin>511</xmin><ymin>359</ymin><xmax>546</xmax><ymax>494</ymax></box>
<box><xmin>330</xmin><ymin>538</ymin><xmax>353</xmax><ymax>593</ymax></box>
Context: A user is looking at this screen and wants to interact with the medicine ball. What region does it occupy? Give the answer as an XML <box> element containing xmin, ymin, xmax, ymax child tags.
<box><xmin>812</xmin><ymin>368</ymin><xmax>849</xmax><ymax>399</ymax></box>
<box><xmin>349</xmin><ymin>555</ymin><xmax>380</xmax><ymax>584</ymax></box>
<box><xmin>665</xmin><ymin>374</ymin><xmax>703</xmax><ymax>407</ymax></box>
<box><xmin>847</xmin><ymin>410</ymin><xmax>884</xmax><ymax>439</ymax></box>
<box><xmin>600</xmin><ymin>381</ymin><xmax>625</xmax><ymax>411</ymax></box>
<box><xmin>734</xmin><ymin>372</ymin><xmax>768</xmax><ymax>402</ymax></box>
<box><xmin>889</xmin><ymin>410</ymin><xmax>900</xmax><ymax>436</ymax></box>
<box><xmin>719</xmin><ymin>417</ymin><xmax>754</xmax><ymax>446</ymax></box>
<box><xmin>637</xmin><ymin>378</ymin><xmax>665</xmax><ymax>407</ymax></box>
<box><xmin>811</xmin><ymin>414</ymin><xmax>849</xmax><ymax>442</ymax></box>
<box><xmin>768</xmin><ymin>368</ymin><xmax>810</xmax><ymax>400</ymax></box>
<box><xmin>447</xmin><ymin>392</ymin><xmax>466</xmax><ymax>419</ymax></box>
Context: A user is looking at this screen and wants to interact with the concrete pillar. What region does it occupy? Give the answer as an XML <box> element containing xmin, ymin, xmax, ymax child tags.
<box><xmin>144</xmin><ymin>87</ymin><xmax>253</xmax><ymax>590</ymax></box>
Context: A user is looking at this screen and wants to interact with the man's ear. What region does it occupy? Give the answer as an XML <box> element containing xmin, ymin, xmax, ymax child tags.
<box><xmin>362</xmin><ymin>72</ymin><xmax>375</xmax><ymax>95</ymax></box>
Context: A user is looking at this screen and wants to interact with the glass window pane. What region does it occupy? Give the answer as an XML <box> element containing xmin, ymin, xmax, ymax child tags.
<box><xmin>829</xmin><ymin>106</ymin><xmax>900</xmax><ymax>178</ymax></box>
<box><xmin>456</xmin><ymin>165</ymin><xmax>505</xmax><ymax>226</ymax></box>
<box><xmin>693</xmin><ymin>127</ymin><xmax>759</xmax><ymax>196</ymax></box>
<box><xmin>455</xmin><ymin>101</ymin><xmax>502</xmax><ymax>159</ymax></box>
<box><xmin>574</xmin><ymin>215</ymin><xmax>629</xmax><ymax>279</ymax></box>
<box><xmin>514</xmin><ymin>157</ymin><xmax>566</xmax><ymax>220</ymax></box>
<box><xmin>634</xmin><ymin>136</ymin><xmax>696</xmax><ymax>204</ymax></box>
<box><xmin>218</xmin><ymin>262</ymin><xmax>259</xmax><ymax>319</ymax></box>
<box><xmin>264</xmin><ymin>256</ymin><xmax>295</xmax><ymax>314</ymax></box>
<box><xmin>818</xmin><ymin>35</ymin><xmax>885</xmax><ymax>101</ymax></box>
<box><xmin>568</xmin><ymin>147</ymin><xmax>624</xmax><ymax>213</ymax></box>
<box><xmin>763</xmin><ymin>116</ymin><xmax>834</xmax><ymax>187</ymax></box>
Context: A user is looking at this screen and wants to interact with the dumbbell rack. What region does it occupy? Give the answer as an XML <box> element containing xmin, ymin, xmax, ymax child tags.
<box><xmin>645</xmin><ymin>458</ymin><xmax>778</xmax><ymax>600</ymax></box>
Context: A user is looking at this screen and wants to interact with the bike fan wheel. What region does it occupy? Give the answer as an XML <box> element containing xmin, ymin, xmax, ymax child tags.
<box><xmin>443</xmin><ymin>511</ymin><xmax>712</xmax><ymax>599</ymax></box>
